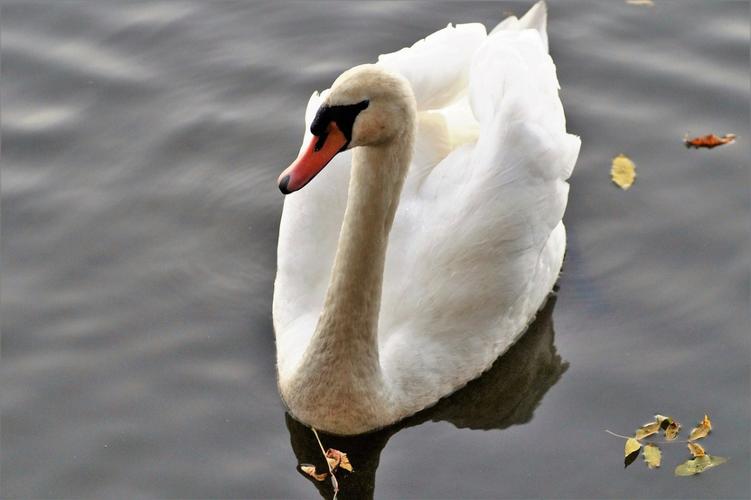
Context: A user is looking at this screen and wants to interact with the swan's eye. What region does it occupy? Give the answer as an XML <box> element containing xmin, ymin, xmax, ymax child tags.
<box><xmin>311</xmin><ymin>100</ymin><xmax>369</xmax><ymax>145</ymax></box>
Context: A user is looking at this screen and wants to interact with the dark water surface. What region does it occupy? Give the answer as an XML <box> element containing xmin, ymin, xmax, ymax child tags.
<box><xmin>2</xmin><ymin>1</ymin><xmax>749</xmax><ymax>498</ymax></box>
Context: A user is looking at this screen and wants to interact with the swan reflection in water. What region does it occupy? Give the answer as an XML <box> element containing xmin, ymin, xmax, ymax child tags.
<box><xmin>285</xmin><ymin>295</ymin><xmax>567</xmax><ymax>499</ymax></box>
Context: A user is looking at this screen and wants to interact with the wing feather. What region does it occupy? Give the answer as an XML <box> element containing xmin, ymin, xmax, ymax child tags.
<box><xmin>378</xmin><ymin>24</ymin><xmax>579</xmax><ymax>399</ymax></box>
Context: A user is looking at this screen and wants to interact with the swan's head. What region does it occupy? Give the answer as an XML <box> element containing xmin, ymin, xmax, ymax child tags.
<box><xmin>278</xmin><ymin>64</ymin><xmax>415</xmax><ymax>194</ymax></box>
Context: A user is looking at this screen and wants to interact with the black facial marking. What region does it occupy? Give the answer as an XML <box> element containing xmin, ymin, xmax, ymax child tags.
<box><xmin>313</xmin><ymin>131</ymin><xmax>328</xmax><ymax>152</ymax></box>
<box><xmin>310</xmin><ymin>100</ymin><xmax>369</xmax><ymax>149</ymax></box>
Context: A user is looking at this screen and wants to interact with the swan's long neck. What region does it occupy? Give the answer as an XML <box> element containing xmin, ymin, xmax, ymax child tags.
<box><xmin>317</xmin><ymin>139</ymin><xmax>411</xmax><ymax>363</ymax></box>
<box><xmin>284</xmin><ymin>128</ymin><xmax>414</xmax><ymax>432</ymax></box>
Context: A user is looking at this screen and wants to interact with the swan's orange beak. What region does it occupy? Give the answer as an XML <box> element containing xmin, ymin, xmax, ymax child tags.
<box><xmin>278</xmin><ymin>122</ymin><xmax>348</xmax><ymax>194</ymax></box>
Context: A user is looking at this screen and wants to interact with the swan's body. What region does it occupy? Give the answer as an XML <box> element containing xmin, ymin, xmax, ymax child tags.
<box><xmin>273</xmin><ymin>2</ymin><xmax>580</xmax><ymax>435</ymax></box>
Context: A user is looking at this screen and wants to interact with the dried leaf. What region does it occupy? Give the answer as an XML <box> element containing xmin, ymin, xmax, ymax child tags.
<box><xmin>613</xmin><ymin>413</ymin><xmax>724</xmax><ymax>475</ymax></box>
<box><xmin>687</xmin><ymin>442</ymin><xmax>706</xmax><ymax>458</ymax></box>
<box><xmin>664</xmin><ymin>420</ymin><xmax>681</xmax><ymax>440</ymax></box>
<box><xmin>688</xmin><ymin>414</ymin><xmax>712</xmax><ymax>441</ymax></box>
<box><xmin>655</xmin><ymin>414</ymin><xmax>672</xmax><ymax>430</ymax></box>
<box><xmin>684</xmin><ymin>133</ymin><xmax>736</xmax><ymax>149</ymax></box>
<box><xmin>339</xmin><ymin>454</ymin><xmax>353</xmax><ymax>473</ymax></box>
<box><xmin>626</xmin><ymin>0</ymin><xmax>654</xmax><ymax>6</ymax></box>
<box><xmin>674</xmin><ymin>455</ymin><xmax>728</xmax><ymax>476</ymax></box>
<box><xmin>624</xmin><ymin>437</ymin><xmax>642</xmax><ymax>467</ymax></box>
<box><xmin>611</xmin><ymin>154</ymin><xmax>636</xmax><ymax>190</ymax></box>
<box><xmin>635</xmin><ymin>421</ymin><xmax>661</xmax><ymax>440</ymax></box>
<box><xmin>325</xmin><ymin>448</ymin><xmax>354</xmax><ymax>473</ymax></box>
<box><xmin>643</xmin><ymin>444</ymin><xmax>662</xmax><ymax>469</ymax></box>
<box><xmin>300</xmin><ymin>464</ymin><xmax>328</xmax><ymax>482</ymax></box>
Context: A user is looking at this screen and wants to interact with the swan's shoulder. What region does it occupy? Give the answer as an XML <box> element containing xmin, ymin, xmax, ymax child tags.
<box><xmin>378</xmin><ymin>22</ymin><xmax>485</xmax><ymax>111</ymax></box>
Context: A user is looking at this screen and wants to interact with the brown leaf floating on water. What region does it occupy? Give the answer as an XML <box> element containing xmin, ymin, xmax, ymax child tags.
<box><xmin>687</xmin><ymin>442</ymin><xmax>706</xmax><ymax>458</ymax></box>
<box><xmin>688</xmin><ymin>414</ymin><xmax>712</xmax><ymax>441</ymax></box>
<box><xmin>684</xmin><ymin>133</ymin><xmax>736</xmax><ymax>149</ymax></box>
<box><xmin>325</xmin><ymin>448</ymin><xmax>354</xmax><ymax>473</ymax></box>
<box><xmin>300</xmin><ymin>464</ymin><xmax>328</xmax><ymax>482</ymax></box>
<box><xmin>624</xmin><ymin>437</ymin><xmax>642</xmax><ymax>467</ymax></box>
<box><xmin>611</xmin><ymin>154</ymin><xmax>636</xmax><ymax>190</ymax></box>
<box><xmin>643</xmin><ymin>444</ymin><xmax>662</xmax><ymax>469</ymax></box>
<box><xmin>664</xmin><ymin>419</ymin><xmax>681</xmax><ymax>440</ymax></box>
<box><xmin>635</xmin><ymin>420</ymin><xmax>661</xmax><ymax>440</ymax></box>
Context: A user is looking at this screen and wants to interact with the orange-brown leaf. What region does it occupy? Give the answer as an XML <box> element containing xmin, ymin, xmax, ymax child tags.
<box><xmin>689</xmin><ymin>414</ymin><xmax>712</xmax><ymax>441</ymax></box>
<box><xmin>664</xmin><ymin>420</ymin><xmax>681</xmax><ymax>441</ymax></box>
<box><xmin>300</xmin><ymin>464</ymin><xmax>328</xmax><ymax>482</ymax></box>
<box><xmin>684</xmin><ymin>133</ymin><xmax>736</xmax><ymax>149</ymax></box>
<box><xmin>688</xmin><ymin>442</ymin><xmax>706</xmax><ymax>458</ymax></box>
<box><xmin>325</xmin><ymin>448</ymin><xmax>354</xmax><ymax>473</ymax></box>
<box><xmin>701</xmin><ymin>414</ymin><xmax>712</xmax><ymax>430</ymax></box>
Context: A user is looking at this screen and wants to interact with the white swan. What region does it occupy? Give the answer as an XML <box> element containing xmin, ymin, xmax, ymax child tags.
<box><xmin>273</xmin><ymin>1</ymin><xmax>580</xmax><ymax>435</ymax></box>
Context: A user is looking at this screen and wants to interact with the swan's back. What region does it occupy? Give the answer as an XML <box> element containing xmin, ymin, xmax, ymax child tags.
<box><xmin>274</xmin><ymin>2</ymin><xmax>580</xmax><ymax>415</ymax></box>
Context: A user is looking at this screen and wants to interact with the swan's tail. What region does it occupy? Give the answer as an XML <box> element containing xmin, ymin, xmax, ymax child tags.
<box><xmin>491</xmin><ymin>1</ymin><xmax>549</xmax><ymax>52</ymax></box>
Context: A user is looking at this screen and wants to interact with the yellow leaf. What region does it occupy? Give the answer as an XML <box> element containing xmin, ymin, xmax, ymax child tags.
<box><xmin>300</xmin><ymin>464</ymin><xmax>328</xmax><ymax>482</ymax></box>
<box><xmin>687</xmin><ymin>442</ymin><xmax>706</xmax><ymax>458</ymax></box>
<box><xmin>674</xmin><ymin>455</ymin><xmax>728</xmax><ymax>476</ymax></box>
<box><xmin>689</xmin><ymin>414</ymin><xmax>712</xmax><ymax>441</ymax></box>
<box><xmin>635</xmin><ymin>421</ymin><xmax>661</xmax><ymax>440</ymax></box>
<box><xmin>624</xmin><ymin>437</ymin><xmax>642</xmax><ymax>467</ymax></box>
<box><xmin>689</xmin><ymin>425</ymin><xmax>710</xmax><ymax>441</ymax></box>
<box><xmin>325</xmin><ymin>448</ymin><xmax>354</xmax><ymax>473</ymax></box>
<box><xmin>611</xmin><ymin>154</ymin><xmax>636</xmax><ymax>190</ymax></box>
<box><xmin>339</xmin><ymin>454</ymin><xmax>353</xmax><ymax>472</ymax></box>
<box><xmin>655</xmin><ymin>414</ymin><xmax>672</xmax><ymax>430</ymax></box>
<box><xmin>664</xmin><ymin>420</ymin><xmax>681</xmax><ymax>440</ymax></box>
<box><xmin>643</xmin><ymin>444</ymin><xmax>661</xmax><ymax>469</ymax></box>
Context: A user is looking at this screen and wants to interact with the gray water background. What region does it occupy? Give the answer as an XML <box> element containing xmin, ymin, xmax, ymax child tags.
<box><xmin>2</xmin><ymin>1</ymin><xmax>749</xmax><ymax>498</ymax></box>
